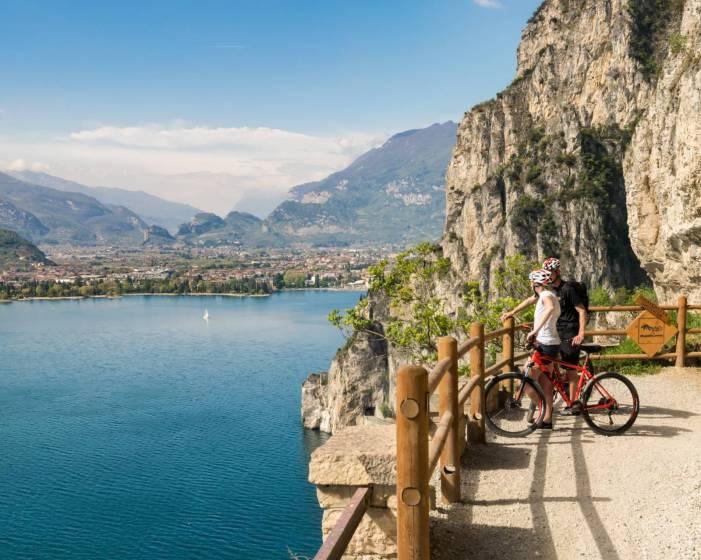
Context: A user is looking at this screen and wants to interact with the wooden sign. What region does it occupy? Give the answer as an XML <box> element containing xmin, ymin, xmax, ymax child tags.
<box><xmin>626</xmin><ymin>310</ymin><xmax>678</xmax><ymax>357</ymax></box>
<box><xmin>634</xmin><ymin>294</ymin><xmax>671</xmax><ymax>324</ymax></box>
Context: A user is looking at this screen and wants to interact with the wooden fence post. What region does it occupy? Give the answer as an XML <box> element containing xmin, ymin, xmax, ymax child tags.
<box><xmin>502</xmin><ymin>316</ymin><xmax>515</xmax><ymax>394</ymax></box>
<box><xmin>437</xmin><ymin>336</ymin><xmax>461</xmax><ymax>504</ymax></box>
<box><xmin>503</xmin><ymin>316</ymin><xmax>515</xmax><ymax>372</ymax></box>
<box><xmin>676</xmin><ymin>295</ymin><xmax>687</xmax><ymax>367</ymax></box>
<box><xmin>468</xmin><ymin>323</ymin><xmax>486</xmax><ymax>444</ymax></box>
<box><xmin>396</xmin><ymin>366</ymin><xmax>430</xmax><ymax>560</ymax></box>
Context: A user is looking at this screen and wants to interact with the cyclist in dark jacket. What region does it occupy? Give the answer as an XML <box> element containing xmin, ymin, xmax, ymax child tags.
<box><xmin>542</xmin><ymin>257</ymin><xmax>587</xmax><ymax>414</ymax></box>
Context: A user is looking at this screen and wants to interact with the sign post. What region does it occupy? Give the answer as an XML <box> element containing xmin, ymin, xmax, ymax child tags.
<box><xmin>626</xmin><ymin>296</ymin><xmax>678</xmax><ymax>357</ymax></box>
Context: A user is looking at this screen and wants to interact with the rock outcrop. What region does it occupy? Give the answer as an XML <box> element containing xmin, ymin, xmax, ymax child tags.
<box><xmin>443</xmin><ymin>0</ymin><xmax>663</xmax><ymax>294</ymax></box>
<box><xmin>143</xmin><ymin>225</ymin><xmax>175</xmax><ymax>245</ymax></box>
<box><xmin>302</xmin><ymin>325</ymin><xmax>392</xmax><ymax>434</ymax></box>
<box><xmin>624</xmin><ymin>1</ymin><xmax>701</xmax><ymax>301</ymax></box>
<box><xmin>443</xmin><ymin>0</ymin><xmax>701</xmax><ymax>301</ymax></box>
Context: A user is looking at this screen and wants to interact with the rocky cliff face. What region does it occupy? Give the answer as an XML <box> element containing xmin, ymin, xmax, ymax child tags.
<box><xmin>443</xmin><ymin>0</ymin><xmax>698</xmax><ymax>300</ymax></box>
<box><xmin>624</xmin><ymin>1</ymin><xmax>701</xmax><ymax>301</ymax></box>
<box><xmin>301</xmin><ymin>324</ymin><xmax>395</xmax><ymax>434</ymax></box>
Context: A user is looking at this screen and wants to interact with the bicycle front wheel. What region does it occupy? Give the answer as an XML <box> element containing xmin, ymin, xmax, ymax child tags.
<box><xmin>582</xmin><ymin>371</ymin><xmax>639</xmax><ymax>435</ymax></box>
<box><xmin>484</xmin><ymin>372</ymin><xmax>545</xmax><ymax>437</ymax></box>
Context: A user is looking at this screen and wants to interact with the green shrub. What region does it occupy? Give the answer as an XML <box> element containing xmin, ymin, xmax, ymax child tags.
<box><xmin>590</xmin><ymin>287</ymin><xmax>613</xmax><ymax>307</ymax></box>
<box><xmin>669</xmin><ymin>32</ymin><xmax>687</xmax><ymax>54</ymax></box>
<box><xmin>510</xmin><ymin>195</ymin><xmax>545</xmax><ymax>243</ymax></box>
<box><xmin>526</xmin><ymin>164</ymin><xmax>543</xmax><ymax>183</ymax></box>
<box><xmin>628</xmin><ymin>0</ymin><xmax>686</xmax><ymax>80</ymax></box>
<box><xmin>597</xmin><ymin>338</ymin><xmax>662</xmax><ymax>376</ymax></box>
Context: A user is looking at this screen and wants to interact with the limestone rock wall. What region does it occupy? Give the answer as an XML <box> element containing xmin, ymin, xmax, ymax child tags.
<box><xmin>443</xmin><ymin>0</ymin><xmax>675</xmax><ymax>295</ymax></box>
<box><xmin>624</xmin><ymin>1</ymin><xmax>701</xmax><ymax>301</ymax></box>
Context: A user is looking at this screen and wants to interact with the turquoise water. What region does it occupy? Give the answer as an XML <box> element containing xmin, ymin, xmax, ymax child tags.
<box><xmin>0</xmin><ymin>292</ymin><xmax>362</xmax><ymax>559</ymax></box>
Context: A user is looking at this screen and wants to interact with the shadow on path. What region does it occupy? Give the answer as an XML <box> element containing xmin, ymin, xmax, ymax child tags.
<box><xmin>570</xmin><ymin>416</ymin><xmax>621</xmax><ymax>560</ymax></box>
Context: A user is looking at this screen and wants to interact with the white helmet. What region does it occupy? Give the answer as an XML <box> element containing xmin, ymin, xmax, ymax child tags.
<box><xmin>528</xmin><ymin>269</ymin><xmax>552</xmax><ymax>286</ymax></box>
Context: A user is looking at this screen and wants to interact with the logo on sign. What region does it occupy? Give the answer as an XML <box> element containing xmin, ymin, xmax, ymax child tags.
<box><xmin>626</xmin><ymin>311</ymin><xmax>678</xmax><ymax>357</ymax></box>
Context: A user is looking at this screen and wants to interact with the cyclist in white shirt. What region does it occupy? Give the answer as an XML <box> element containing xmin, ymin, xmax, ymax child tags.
<box><xmin>525</xmin><ymin>269</ymin><xmax>561</xmax><ymax>429</ymax></box>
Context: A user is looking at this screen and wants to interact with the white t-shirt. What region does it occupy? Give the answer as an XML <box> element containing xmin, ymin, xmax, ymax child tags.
<box><xmin>535</xmin><ymin>289</ymin><xmax>561</xmax><ymax>345</ymax></box>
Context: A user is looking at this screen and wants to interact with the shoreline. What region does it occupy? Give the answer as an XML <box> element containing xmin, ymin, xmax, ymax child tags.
<box><xmin>0</xmin><ymin>288</ymin><xmax>366</xmax><ymax>303</ymax></box>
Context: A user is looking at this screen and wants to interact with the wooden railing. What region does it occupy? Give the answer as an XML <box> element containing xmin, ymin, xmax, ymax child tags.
<box><xmin>587</xmin><ymin>296</ymin><xmax>701</xmax><ymax>366</ymax></box>
<box><xmin>395</xmin><ymin>317</ymin><xmax>531</xmax><ymax>559</ymax></box>
<box><xmin>395</xmin><ymin>296</ymin><xmax>701</xmax><ymax>559</ymax></box>
<box><xmin>313</xmin><ymin>487</ymin><xmax>372</xmax><ymax>560</ymax></box>
<box><xmin>314</xmin><ymin>295</ymin><xmax>700</xmax><ymax>560</ymax></box>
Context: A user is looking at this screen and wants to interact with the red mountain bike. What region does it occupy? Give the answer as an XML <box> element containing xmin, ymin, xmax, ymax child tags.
<box><xmin>484</xmin><ymin>344</ymin><xmax>639</xmax><ymax>437</ymax></box>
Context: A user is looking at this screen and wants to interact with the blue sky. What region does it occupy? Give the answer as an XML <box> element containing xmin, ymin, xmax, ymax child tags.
<box><xmin>0</xmin><ymin>0</ymin><xmax>542</xmax><ymax>215</ymax></box>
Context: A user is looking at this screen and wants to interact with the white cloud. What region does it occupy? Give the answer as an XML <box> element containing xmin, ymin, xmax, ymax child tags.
<box><xmin>0</xmin><ymin>123</ymin><xmax>387</xmax><ymax>216</ymax></box>
<box><xmin>2</xmin><ymin>159</ymin><xmax>48</xmax><ymax>172</ymax></box>
<box><xmin>473</xmin><ymin>0</ymin><xmax>502</xmax><ymax>7</ymax></box>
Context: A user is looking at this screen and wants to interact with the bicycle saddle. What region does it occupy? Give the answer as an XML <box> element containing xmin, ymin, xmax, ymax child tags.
<box><xmin>579</xmin><ymin>344</ymin><xmax>602</xmax><ymax>353</ymax></box>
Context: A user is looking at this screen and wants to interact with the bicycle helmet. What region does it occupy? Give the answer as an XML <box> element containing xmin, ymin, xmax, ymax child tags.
<box><xmin>529</xmin><ymin>269</ymin><xmax>552</xmax><ymax>286</ymax></box>
<box><xmin>542</xmin><ymin>257</ymin><xmax>560</xmax><ymax>271</ymax></box>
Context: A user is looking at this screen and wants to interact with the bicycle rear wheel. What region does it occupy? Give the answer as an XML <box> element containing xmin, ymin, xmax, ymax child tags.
<box><xmin>581</xmin><ymin>371</ymin><xmax>639</xmax><ymax>435</ymax></box>
<box><xmin>484</xmin><ymin>373</ymin><xmax>545</xmax><ymax>437</ymax></box>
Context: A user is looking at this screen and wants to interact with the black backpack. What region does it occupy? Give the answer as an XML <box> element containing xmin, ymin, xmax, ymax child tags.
<box><xmin>566</xmin><ymin>280</ymin><xmax>589</xmax><ymax>314</ymax></box>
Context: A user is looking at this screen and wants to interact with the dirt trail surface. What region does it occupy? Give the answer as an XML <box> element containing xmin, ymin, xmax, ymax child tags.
<box><xmin>431</xmin><ymin>368</ymin><xmax>701</xmax><ymax>560</ymax></box>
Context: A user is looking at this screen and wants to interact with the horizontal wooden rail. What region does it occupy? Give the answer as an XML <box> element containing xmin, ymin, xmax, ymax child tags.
<box><xmin>313</xmin><ymin>487</ymin><xmax>372</xmax><ymax>560</ymax></box>
<box><xmin>590</xmin><ymin>304</ymin><xmax>701</xmax><ymax>312</ymax></box>
<box><xmin>591</xmin><ymin>352</ymin><xmax>677</xmax><ymax>361</ymax></box>
<box><xmin>586</xmin><ymin>329</ymin><xmax>627</xmax><ymax>336</ymax></box>
<box><xmin>687</xmin><ymin>352</ymin><xmax>701</xmax><ymax>358</ymax></box>
<box><xmin>427</xmin><ymin>357</ymin><xmax>451</xmax><ymax>394</ymax></box>
<box><xmin>485</xmin><ymin>356</ymin><xmax>511</xmax><ymax>377</ymax></box>
<box><xmin>589</xmin><ymin>305</ymin><xmax>642</xmax><ymax>312</ymax></box>
<box><xmin>484</xmin><ymin>326</ymin><xmax>511</xmax><ymax>342</ymax></box>
<box><xmin>457</xmin><ymin>336</ymin><xmax>479</xmax><ymax>358</ymax></box>
<box><xmin>513</xmin><ymin>350</ymin><xmax>530</xmax><ymax>362</ymax></box>
<box><xmin>688</xmin><ymin>328</ymin><xmax>701</xmax><ymax>334</ymax></box>
<box><xmin>428</xmin><ymin>411</ymin><xmax>453</xmax><ymax>476</ymax></box>
<box><xmin>458</xmin><ymin>374</ymin><xmax>480</xmax><ymax>408</ymax></box>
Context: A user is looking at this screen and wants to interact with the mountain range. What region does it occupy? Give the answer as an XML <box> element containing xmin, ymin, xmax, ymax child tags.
<box><xmin>175</xmin><ymin>121</ymin><xmax>457</xmax><ymax>247</ymax></box>
<box><xmin>8</xmin><ymin>170</ymin><xmax>202</xmax><ymax>233</ymax></box>
<box><xmin>0</xmin><ymin>172</ymin><xmax>148</xmax><ymax>245</ymax></box>
<box><xmin>0</xmin><ymin>121</ymin><xmax>457</xmax><ymax>249</ymax></box>
<box><xmin>265</xmin><ymin>121</ymin><xmax>457</xmax><ymax>246</ymax></box>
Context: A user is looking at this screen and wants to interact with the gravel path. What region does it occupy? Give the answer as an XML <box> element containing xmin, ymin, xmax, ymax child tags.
<box><xmin>431</xmin><ymin>367</ymin><xmax>701</xmax><ymax>560</ymax></box>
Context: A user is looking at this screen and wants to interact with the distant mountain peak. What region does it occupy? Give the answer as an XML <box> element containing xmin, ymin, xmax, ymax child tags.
<box><xmin>0</xmin><ymin>228</ymin><xmax>54</xmax><ymax>269</ymax></box>
<box><xmin>265</xmin><ymin>121</ymin><xmax>458</xmax><ymax>247</ymax></box>
<box><xmin>0</xmin><ymin>172</ymin><xmax>148</xmax><ymax>246</ymax></box>
<box><xmin>6</xmin><ymin>170</ymin><xmax>202</xmax><ymax>233</ymax></box>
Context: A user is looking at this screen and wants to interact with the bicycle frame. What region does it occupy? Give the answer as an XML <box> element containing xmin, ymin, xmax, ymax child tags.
<box><xmin>523</xmin><ymin>348</ymin><xmax>617</xmax><ymax>412</ymax></box>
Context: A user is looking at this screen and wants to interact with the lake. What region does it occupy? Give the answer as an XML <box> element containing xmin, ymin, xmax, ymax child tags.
<box><xmin>0</xmin><ymin>291</ymin><xmax>362</xmax><ymax>559</ymax></box>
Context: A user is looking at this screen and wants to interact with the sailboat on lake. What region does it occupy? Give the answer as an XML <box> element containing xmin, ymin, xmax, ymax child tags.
<box><xmin>203</xmin><ymin>308</ymin><xmax>209</xmax><ymax>321</ymax></box>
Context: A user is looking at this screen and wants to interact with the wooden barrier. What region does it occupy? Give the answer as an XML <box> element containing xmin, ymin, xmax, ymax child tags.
<box><xmin>396</xmin><ymin>365</ymin><xmax>430</xmax><ymax>560</ymax></box>
<box><xmin>587</xmin><ymin>295</ymin><xmax>700</xmax><ymax>365</ymax></box>
<box><xmin>677</xmin><ymin>295</ymin><xmax>687</xmax><ymax>367</ymax></box>
<box><xmin>468</xmin><ymin>323</ymin><xmax>486</xmax><ymax>444</ymax></box>
<box><xmin>313</xmin><ymin>487</ymin><xmax>372</xmax><ymax>560</ymax></box>
<box><xmin>316</xmin><ymin>295</ymin><xmax>701</xmax><ymax>560</ymax></box>
<box><xmin>437</xmin><ymin>337</ymin><xmax>460</xmax><ymax>504</ymax></box>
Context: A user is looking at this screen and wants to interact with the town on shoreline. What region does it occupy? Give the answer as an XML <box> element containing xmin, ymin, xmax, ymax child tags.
<box><xmin>0</xmin><ymin>244</ymin><xmax>385</xmax><ymax>301</ymax></box>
